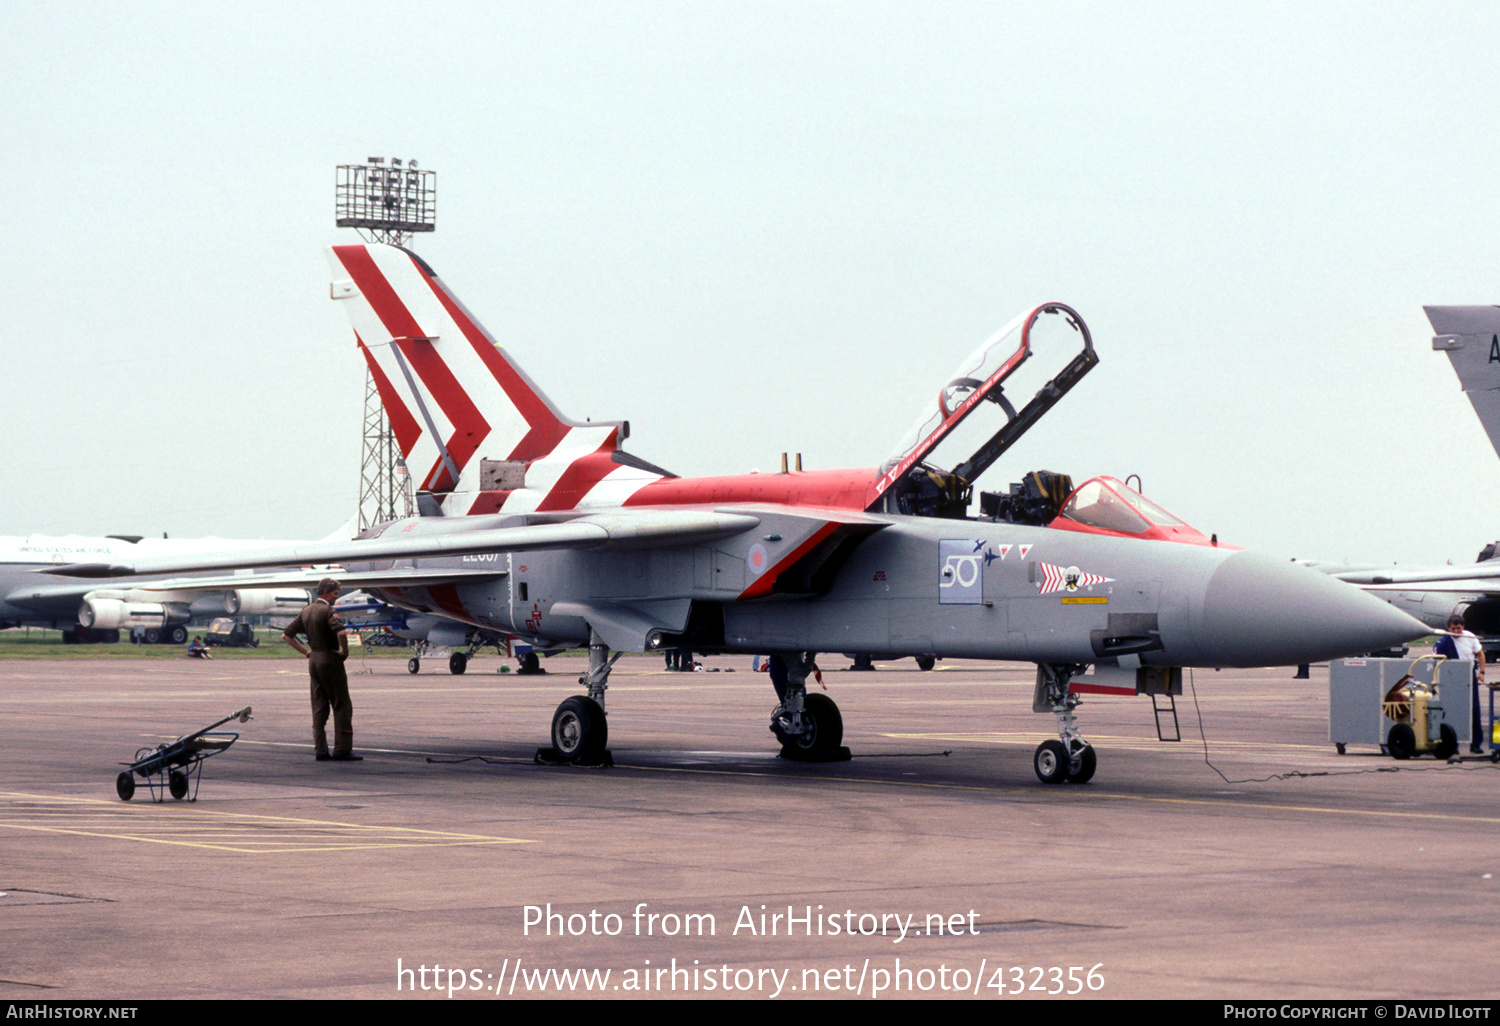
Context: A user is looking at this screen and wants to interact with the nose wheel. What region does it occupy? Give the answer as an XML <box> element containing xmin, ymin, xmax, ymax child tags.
<box><xmin>1033</xmin><ymin>739</ymin><xmax>1095</xmax><ymax>784</ymax></box>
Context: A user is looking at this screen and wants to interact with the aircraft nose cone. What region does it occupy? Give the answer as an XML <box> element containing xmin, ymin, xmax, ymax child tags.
<box><xmin>1195</xmin><ymin>550</ymin><xmax>1427</xmax><ymax>667</ymax></box>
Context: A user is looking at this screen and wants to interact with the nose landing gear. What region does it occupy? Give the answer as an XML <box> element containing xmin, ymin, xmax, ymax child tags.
<box><xmin>1033</xmin><ymin>663</ymin><xmax>1096</xmax><ymax>784</ymax></box>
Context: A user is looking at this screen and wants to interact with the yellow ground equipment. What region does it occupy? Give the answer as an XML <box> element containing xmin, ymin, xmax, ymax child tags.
<box><xmin>1381</xmin><ymin>655</ymin><xmax>1459</xmax><ymax>760</ymax></box>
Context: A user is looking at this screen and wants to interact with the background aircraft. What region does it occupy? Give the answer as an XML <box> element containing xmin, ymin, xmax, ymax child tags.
<box><xmin>334</xmin><ymin>591</ymin><xmax>515</xmax><ymax>674</ymax></box>
<box><xmin>1</xmin><ymin>534</ymin><xmax>312</xmax><ymax>643</ymax></box>
<box><xmin>1322</xmin><ymin>306</ymin><xmax>1500</xmax><ymax>648</ymax></box>
<box><xmin>54</xmin><ymin>244</ymin><xmax>1425</xmax><ymax>784</ymax></box>
<box><xmin>1431</xmin><ymin>305</ymin><xmax>1500</xmax><ymax>460</ymax></box>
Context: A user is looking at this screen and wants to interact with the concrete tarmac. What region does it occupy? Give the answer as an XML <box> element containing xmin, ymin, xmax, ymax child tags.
<box><xmin>1</xmin><ymin>652</ymin><xmax>1497</xmax><ymax>1000</ymax></box>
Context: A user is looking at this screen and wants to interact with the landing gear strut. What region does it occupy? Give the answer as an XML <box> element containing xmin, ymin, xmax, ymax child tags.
<box><xmin>768</xmin><ymin>653</ymin><xmax>849</xmax><ymax>761</ymax></box>
<box><xmin>540</xmin><ymin>629</ymin><xmax>617</xmax><ymax>766</ymax></box>
<box><xmin>1032</xmin><ymin>663</ymin><xmax>1096</xmax><ymax>784</ymax></box>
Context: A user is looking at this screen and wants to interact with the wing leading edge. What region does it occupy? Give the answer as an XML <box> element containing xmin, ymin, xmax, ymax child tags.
<box><xmin>47</xmin><ymin>510</ymin><xmax>763</xmax><ymax>580</ymax></box>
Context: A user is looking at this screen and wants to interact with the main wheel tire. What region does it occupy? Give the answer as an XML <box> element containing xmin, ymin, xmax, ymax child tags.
<box><xmin>116</xmin><ymin>772</ymin><xmax>135</xmax><ymax>801</ymax></box>
<box><xmin>520</xmin><ymin>652</ymin><xmax>540</xmax><ymax>674</ymax></box>
<box><xmin>1034</xmin><ymin>739</ymin><xmax>1070</xmax><ymax>784</ymax></box>
<box><xmin>915</xmin><ymin>655</ymin><xmax>936</xmax><ymax>672</ymax></box>
<box><xmin>551</xmin><ymin>696</ymin><xmax>608</xmax><ymax>763</ymax></box>
<box><xmin>168</xmin><ymin>626</ymin><xmax>188</xmax><ymax>645</ymax></box>
<box><xmin>407</xmin><ymin>657</ymin><xmax>420</xmax><ymax>674</ymax></box>
<box><xmin>449</xmin><ymin>652</ymin><xmax>468</xmax><ymax>675</ymax></box>
<box><xmin>1388</xmin><ymin>723</ymin><xmax>1417</xmax><ymax>760</ymax></box>
<box><xmin>168</xmin><ymin>771</ymin><xmax>189</xmax><ymax>800</ymax></box>
<box><xmin>780</xmin><ymin>692</ymin><xmax>844</xmax><ymax>759</ymax></box>
<box><xmin>144</xmin><ymin>628</ymin><xmax>161</xmax><ymax>644</ymax></box>
<box><xmin>1066</xmin><ymin>744</ymin><xmax>1097</xmax><ymax>784</ymax></box>
<box><xmin>1435</xmin><ymin>724</ymin><xmax>1459</xmax><ymax>760</ymax></box>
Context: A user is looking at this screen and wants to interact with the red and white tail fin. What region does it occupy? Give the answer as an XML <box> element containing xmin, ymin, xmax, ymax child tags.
<box><xmin>328</xmin><ymin>244</ymin><xmax>650</xmax><ymax>514</ymax></box>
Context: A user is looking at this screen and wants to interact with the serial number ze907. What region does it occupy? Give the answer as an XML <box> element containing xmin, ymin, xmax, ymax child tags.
<box><xmin>994</xmin><ymin>964</ymin><xmax>1104</xmax><ymax>995</ymax></box>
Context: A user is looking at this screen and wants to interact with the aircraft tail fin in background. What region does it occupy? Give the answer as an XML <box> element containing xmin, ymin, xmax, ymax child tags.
<box><xmin>1428</xmin><ymin>305</ymin><xmax>1500</xmax><ymax>460</ymax></box>
<box><xmin>328</xmin><ymin>244</ymin><xmax>638</xmax><ymax>514</ymax></box>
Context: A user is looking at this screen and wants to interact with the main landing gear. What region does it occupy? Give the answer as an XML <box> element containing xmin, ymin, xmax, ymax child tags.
<box><xmin>767</xmin><ymin>653</ymin><xmax>850</xmax><ymax>762</ymax></box>
<box><xmin>407</xmin><ymin>632</ymin><xmax>509</xmax><ymax>675</ymax></box>
<box><xmin>402</xmin><ymin>648</ymin><xmax>470</xmax><ymax>675</ymax></box>
<box><xmin>538</xmin><ymin>629</ymin><xmax>617</xmax><ymax>767</ymax></box>
<box><xmin>1032</xmin><ymin>663</ymin><xmax>1096</xmax><ymax>784</ymax></box>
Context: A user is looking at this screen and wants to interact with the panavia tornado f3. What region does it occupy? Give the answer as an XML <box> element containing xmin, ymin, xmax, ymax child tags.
<box><xmin>53</xmin><ymin>244</ymin><xmax>1426</xmax><ymax>784</ymax></box>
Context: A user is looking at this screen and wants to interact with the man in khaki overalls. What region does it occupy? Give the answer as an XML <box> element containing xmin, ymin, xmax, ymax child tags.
<box><xmin>283</xmin><ymin>578</ymin><xmax>361</xmax><ymax>761</ymax></box>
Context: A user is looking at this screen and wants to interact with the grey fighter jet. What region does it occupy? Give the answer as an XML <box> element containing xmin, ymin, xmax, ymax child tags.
<box><xmin>50</xmin><ymin>245</ymin><xmax>1426</xmax><ymax>783</ymax></box>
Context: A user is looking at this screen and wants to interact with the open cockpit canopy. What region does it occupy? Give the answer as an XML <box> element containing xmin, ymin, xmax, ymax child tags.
<box><xmin>869</xmin><ymin>303</ymin><xmax>1097</xmax><ymax>517</ymax></box>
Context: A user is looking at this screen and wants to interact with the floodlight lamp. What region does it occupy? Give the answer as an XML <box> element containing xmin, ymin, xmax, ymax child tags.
<box><xmin>367</xmin><ymin>156</ymin><xmax>383</xmax><ymax>164</ymax></box>
<box><xmin>392</xmin><ymin>158</ymin><xmax>403</xmax><ymax>166</ymax></box>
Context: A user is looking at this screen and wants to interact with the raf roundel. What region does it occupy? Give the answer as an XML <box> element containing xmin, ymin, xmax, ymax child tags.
<box><xmin>747</xmin><ymin>543</ymin><xmax>769</xmax><ymax>576</ymax></box>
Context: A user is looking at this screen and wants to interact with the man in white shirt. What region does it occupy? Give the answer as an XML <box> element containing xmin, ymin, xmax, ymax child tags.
<box><xmin>1436</xmin><ymin>614</ymin><xmax>1487</xmax><ymax>753</ymax></box>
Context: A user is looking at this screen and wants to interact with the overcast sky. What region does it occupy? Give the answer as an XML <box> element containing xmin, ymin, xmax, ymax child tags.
<box><xmin>4</xmin><ymin>1</ymin><xmax>1499</xmax><ymax>565</ymax></box>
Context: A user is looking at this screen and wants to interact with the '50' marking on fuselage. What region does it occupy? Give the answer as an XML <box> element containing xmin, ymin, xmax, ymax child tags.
<box><xmin>941</xmin><ymin>553</ymin><xmax>983</xmax><ymax>589</ymax></box>
<box><xmin>938</xmin><ymin>539</ymin><xmax>994</xmax><ymax>606</ymax></box>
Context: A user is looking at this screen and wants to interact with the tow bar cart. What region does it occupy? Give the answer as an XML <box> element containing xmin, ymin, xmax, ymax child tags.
<box><xmin>115</xmin><ymin>706</ymin><xmax>252</xmax><ymax>802</ymax></box>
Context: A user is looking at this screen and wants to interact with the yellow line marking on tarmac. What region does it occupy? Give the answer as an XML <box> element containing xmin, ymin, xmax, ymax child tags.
<box><xmin>0</xmin><ymin>791</ymin><xmax>534</xmax><ymax>854</ymax></box>
<box><xmin>598</xmin><ymin>761</ymin><xmax>1500</xmax><ymax>825</ymax></box>
<box><xmin>573</xmin><ymin>754</ymin><xmax>1500</xmax><ymax>827</ymax></box>
<box><xmin>884</xmin><ymin>731</ymin><xmax>1337</xmax><ymax>755</ymax></box>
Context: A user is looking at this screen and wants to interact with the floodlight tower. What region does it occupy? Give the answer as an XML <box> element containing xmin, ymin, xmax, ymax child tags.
<box><xmin>336</xmin><ymin>158</ymin><xmax>436</xmax><ymax>530</ymax></box>
<box><xmin>336</xmin><ymin>157</ymin><xmax>436</xmax><ymax>246</ymax></box>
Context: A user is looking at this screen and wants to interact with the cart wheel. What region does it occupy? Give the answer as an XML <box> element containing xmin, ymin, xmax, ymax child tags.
<box><xmin>116</xmin><ymin>772</ymin><xmax>135</xmax><ymax>801</ymax></box>
<box><xmin>1335</xmin><ymin>743</ymin><xmax>1347</xmax><ymax>755</ymax></box>
<box><xmin>1387</xmin><ymin>723</ymin><xmax>1416</xmax><ymax>760</ymax></box>
<box><xmin>1435</xmin><ymin>724</ymin><xmax>1459</xmax><ymax>760</ymax></box>
<box><xmin>168</xmin><ymin>771</ymin><xmax>189</xmax><ymax>800</ymax></box>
